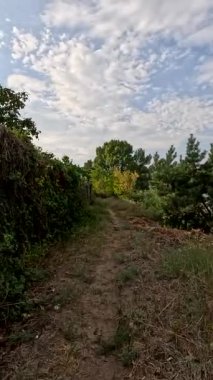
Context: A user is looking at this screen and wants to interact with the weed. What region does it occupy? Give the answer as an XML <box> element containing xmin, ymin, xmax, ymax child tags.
<box><xmin>129</xmin><ymin>309</ymin><xmax>145</xmax><ymax>331</ymax></box>
<box><xmin>114</xmin><ymin>253</ymin><xmax>128</xmax><ymax>264</ymax></box>
<box><xmin>40</xmin><ymin>284</ymin><xmax>80</xmax><ymax>309</ymax></box>
<box><xmin>114</xmin><ymin>317</ymin><xmax>131</xmax><ymax>348</ymax></box>
<box><xmin>61</xmin><ymin>322</ymin><xmax>79</xmax><ymax>342</ymax></box>
<box><xmin>91</xmin><ymin>286</ymin><xmax>102</xmax><ymax>295</ymax></box>
<box><xmin>117</xmin><ymin>265</ymin><xmax>139</xmax><ymax>284</ymax></box>
<box><xmin>99</xmin><ymin>316</ymin><xmax>132</xmax><ymax>355</ymax></box>
<box><xmin>162</xmin><ymin>245</ymin><xmax>213</xmax><ymax>280</ymax></box>
<box><xmin>119</xmin><ymin>346</ymin><xmax>139</xmax><ymax>367</ymax></box>
<box><xmin>8</xmin><ymin>330</ymin><xmax>34</xmax><ymax>345</ymax></box>
<box><xmin>77</xmin><ymin>200</ymin><xmax>110</xmax><ymax>234</ymax></box>
<box><xmin>132</xmin><ymin>232</ymin><xmax>153</xmax><ymax>259</ymax></box>
<box><xmin>99</xmin><ymin>339</ymin><xmax>116</xmax><ymax>355</ymax></box>
<box><xmin>72</xmin><ymin>264</ymin><xmax>93</xmax><ymax>284</ymax></box>
<box><xmin>98</xmin><ymin>315</ymin><xmax>139</xmax><ymax>367</ymax></box>
<box><xmin>161</xmin><ymin>243</ymin><xmax>213</xmax><ymax>348</ymax></box>
<box><xmin>26</xmin><ymin>267</ymin><xmax>48</xmax><ymax>282</ymax></box>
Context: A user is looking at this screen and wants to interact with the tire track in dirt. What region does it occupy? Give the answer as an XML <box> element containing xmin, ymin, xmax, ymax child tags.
<box><xmin>72</xmin><ymin>209</ymin><xmax>130</xmax><ymax>380</ymax></box>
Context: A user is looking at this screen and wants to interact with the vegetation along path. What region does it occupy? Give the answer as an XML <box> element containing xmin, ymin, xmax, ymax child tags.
<box><xmin>1</xmin><ymin>198</ymin><xmax>213</xmax><ymax>379</ymax></box>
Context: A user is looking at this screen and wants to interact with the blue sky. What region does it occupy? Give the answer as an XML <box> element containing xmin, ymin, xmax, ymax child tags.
<box><xmin>0</xmin><ymin>0</ymin><xmax>213</xmax><ymax>163</ymax></box>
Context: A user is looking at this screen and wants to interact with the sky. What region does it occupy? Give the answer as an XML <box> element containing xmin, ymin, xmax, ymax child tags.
<box><xmin>0</xmin><ymin>0</ymin><xmax>213</xmax><ymax>164</ymax></box>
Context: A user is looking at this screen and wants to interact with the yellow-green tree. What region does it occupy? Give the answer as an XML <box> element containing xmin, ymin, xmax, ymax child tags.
<box><xmin>91</xmin><ymin>166</ymin><xmax>114</xmax><ymax>196</ymax></box>
<box><xmin>113</xmin><ymin>169</ymin><xmax>138</xmax><ymax>197</ymax></box>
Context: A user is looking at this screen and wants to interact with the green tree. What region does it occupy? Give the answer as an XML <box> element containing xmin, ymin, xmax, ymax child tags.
<box><xmin>0</xmin><ymin>85</ymin><xmax>39</xmax><ymax>139</ymax></box>
<box><xmin>113</xmin><ymin>169</ymin><xmax>138</xmax><ymax>197</ymax></box>
<box><xmin>84</xmin><ymin>159</ymin><xmax>93</xmax><ymax>171</ymax></box>
<box><xmin>151</xmin><ymin>145</ymin><xmax>177</xmax><ymax>194</ymax></box>
<box><xmin>185</xmin><ymin>134</ymin><xmax>206</xmax><ymax>168</ymax></box>
<box><xmin>165</xmin><ymin>145</ymin><xmax>177</xmax><ymax>165</ymax></box>
<box><xmin>133</xmin><ymin>148</ymin><xmax>152</xmax><ymax>190</ymax></box>
<box><xmin>94</xmin><ymin>140</ymin><xmax>134</xmax><ymax>172</ymax></box>
<box><xmin>62</xmin><ymin>155</ymin><xmax>71</xmax><ymax>165</ymax></box>
<box><xmin>207</xmin><ymin>143</ymin><xmax>213</xmax><ymax>165</ymax></box>
<box><xmin>91</xmin><ymin>166</ymin><xmax>114</xmax><ymax>195</ymax></box>
<box><xmin>155</xmin><ymin>136</ymin><xmax>211</xmax><ymax>231</ymax></box>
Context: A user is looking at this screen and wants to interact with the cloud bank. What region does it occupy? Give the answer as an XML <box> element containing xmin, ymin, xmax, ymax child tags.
<box><xmin>4</xmin><ymin>0</ymin><xmax>213</xmax><ymax>162</ymax></box>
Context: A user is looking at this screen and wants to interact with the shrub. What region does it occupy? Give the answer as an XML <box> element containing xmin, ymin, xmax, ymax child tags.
<box><xmin>0</xmin><ymin>126</ymin><xmax>86</xmax><ymax>322</ymax></box>
<box><xmin>139</xmin><ymin>188</ymin><xmax>166</xmax><ymax>220</ymax></box>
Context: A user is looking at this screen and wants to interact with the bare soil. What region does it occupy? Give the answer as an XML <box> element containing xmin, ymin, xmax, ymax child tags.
<box><xmin>0</xmin><ymin>198</ymin><xmax>212</xmax><ymax>379</ymax></box>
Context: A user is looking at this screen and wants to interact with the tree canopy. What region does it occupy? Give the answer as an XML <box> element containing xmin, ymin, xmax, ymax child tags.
<box><xmin>84</xmin><ymin>136</ymin><xmax>213</xmax><ymax>232</ymax></box>
<box><xmin>0</xmin><ymin>85</ymin><xmax>39</xmax><ymax>139</ymax></box>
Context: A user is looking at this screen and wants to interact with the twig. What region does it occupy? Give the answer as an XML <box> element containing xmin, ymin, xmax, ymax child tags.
<box><xmin>158</xmin><ymin>297</ymin><xmax>177</xmax><ymax>317</ymax></box>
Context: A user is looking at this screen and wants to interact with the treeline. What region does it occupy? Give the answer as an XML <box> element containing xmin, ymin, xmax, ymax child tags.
<box><xmin>0</xmin><ymin>85</ymin><xmax>87</xmax><ymax>322</ymax></box>
<box><xmin>84</xmin><ymin>138</ymin><xmax>213</xmax><ymax>232</ymax></box>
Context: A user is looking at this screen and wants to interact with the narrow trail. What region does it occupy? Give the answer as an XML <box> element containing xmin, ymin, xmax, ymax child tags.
<box><xmin>72</xmin><ymin>209</ymin><xmax>127</xmax><ymax>380</ymax></box>
<box><xmin>1</xmin><ymin>199</ymin><xmax>212</xmax><ymax>380</ymax></box>
<box><xmin>1</xmin><ymin>202</ymin><xmax>132</xmax><ymax>380</ymax></box>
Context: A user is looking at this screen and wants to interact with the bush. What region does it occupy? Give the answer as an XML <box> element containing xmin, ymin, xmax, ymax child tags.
<box><xmin>0</xmin><ymin>126</ymin><xmax>86</xmax><ymax>322</ymax></box>
<box><xmin>139</xmin><ymin>188</ymin><xmax>166</xmax><ymax>220</ymax></box>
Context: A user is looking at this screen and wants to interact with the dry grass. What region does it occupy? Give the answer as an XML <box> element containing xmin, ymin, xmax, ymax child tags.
<box><xmin>1</xmin><ymin>197</ymin><xmax>212</xmax><ymax>380</ymax></box>
<box><xmin>105</xmin><ymin>198</ymin><xmax>213</xmax><ymax>379</ymax></box>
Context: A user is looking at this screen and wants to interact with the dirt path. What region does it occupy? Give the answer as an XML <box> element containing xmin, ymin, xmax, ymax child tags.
<box><xmin>0</xmin><ymin>199</ymin><xmax>212</xmax><ymax>379</ymax></box>
<box><xmin>71</xmin><ymin>208</ymin><xmax>127</xmax><ymax>380</ymax></box>
<box><xmin>0</xmin><ymin>202</ymin><xmax>131</xmax><ymax>380</ymax></box>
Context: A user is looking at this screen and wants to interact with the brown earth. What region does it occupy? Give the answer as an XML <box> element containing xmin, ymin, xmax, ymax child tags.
<box><xmin>0</xmin><ymin>198</ymin><xmax>212</xmax><ymax>380</ymax></box>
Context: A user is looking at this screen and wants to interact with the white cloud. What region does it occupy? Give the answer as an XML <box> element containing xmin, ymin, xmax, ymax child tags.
<box><xmin>197</xmin><ymin>58</ymin><xmax>213</xmax><ymax>86</ymax></box>
<box><xmin>27</xmin><ymin>36</ymin><xmax>154</xmax><ymax>127</ymax></box>
<box><xmin>144</xmin><ymin>96</ymin><xmax>213</xmax><ymax>135</ymax></box>
<box><xmin>7</xmin><ymin>74</ymin><xmax>47</xmax><ymax>101</ymax></box>
<box><xmin>186</xmin><ymin>24</ymin><xmax>213</xmax><ymax>46</ymax></box>
<box><xmin>6</xmin><ymin>0</ymin><xmax>213</xmax><ymax>162</ymax></box>
<box><xmin>11</xmin><ymin>27</ymin><xmax>38</xmax><ymax>59</ymax></box>
<box><xmin>41</xmin><ymin>0</ymin><xmax>213</xmax><ymax>44</ymax></box>
<box><xmin>0</xmin><ymin>30</ymin><xmax>4</xmax><ymax>48</ymax></box>
<box><xmin>30</xmin><ymin>94</ymin><xmax>213</xmax><ymax>164</ymax></box>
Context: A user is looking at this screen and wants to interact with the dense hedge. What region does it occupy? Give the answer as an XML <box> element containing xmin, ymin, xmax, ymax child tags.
<box><xmin>0</xmin><ymin>125</ymin><xmax>86</xmax><ymax>322</ymax></box>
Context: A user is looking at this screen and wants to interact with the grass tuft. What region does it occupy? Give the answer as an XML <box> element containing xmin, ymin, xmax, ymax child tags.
<box><xmin>119</xmin><ymin>346</ymin><xmax>139</xmax><ymax>367</ymax></box>
<box><xmin>8</xmin><ymin>331</ymin><xmax>34</xmax><ymax>345</ymax></box>
<box><xmin>162</xmin><ymin>245</ymin><xmax>213</xmax><ymax>280</ymax></box>
<box><xmin>117</xmin><ymin>265</ymin><xmax>139</xmax><ymax>284</ymax></box>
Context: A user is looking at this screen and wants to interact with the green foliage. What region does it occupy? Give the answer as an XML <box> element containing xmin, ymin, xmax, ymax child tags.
<box><xmin>83</xmin><ymin>159</ymin><xmax>93</xmax><ymax>174</ymax></box>
<box><xmin>94</xmin><ymin>140</ymin><xmax>134</xmax><ymax>171</ymax></box>
<box><xmin>91</xmin><ymin>166</ymin><xmax>114</xmax><ymax>196</ymax></box>
<box><xmin>133</xmin><ymin>148</ymin><xmax>152</xmax><ymax>190</ymax></box>
<box><xmin>0</xmin><ymin>85</ymin><xmax>39</xmax><ymax>139</ymax></box>
<box><xmin>91</xmin><ymin>140</ymin><xmax>151</xmax><ymax>196</ymax></box>
<box><xmin>185</xmin><ymin>134</ymin><xmax>206</xmax><ymax>167</ymax></box>
<box><xmin>113</xmin><ymin>169</ymin><xmax>138</xmax><ymax>197</ymax></box>
<box><xmin>90</xmin><ymin>135</ymin><xmax>213</xmax><ymax>232</ymax></box>
<box><xmin>140</xmin><ymin>188</ymin><xmax>166</xmax><ymax>220</ymax></box>
<box><xmin>149</xmin><ymin>136</ymin><xmax>213</xmax><ymax>231</ymax></box>
<box><xmin>0</xmin><ymin>85</ymin><xmax>87</xmax><ymax>323</ymax></box>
